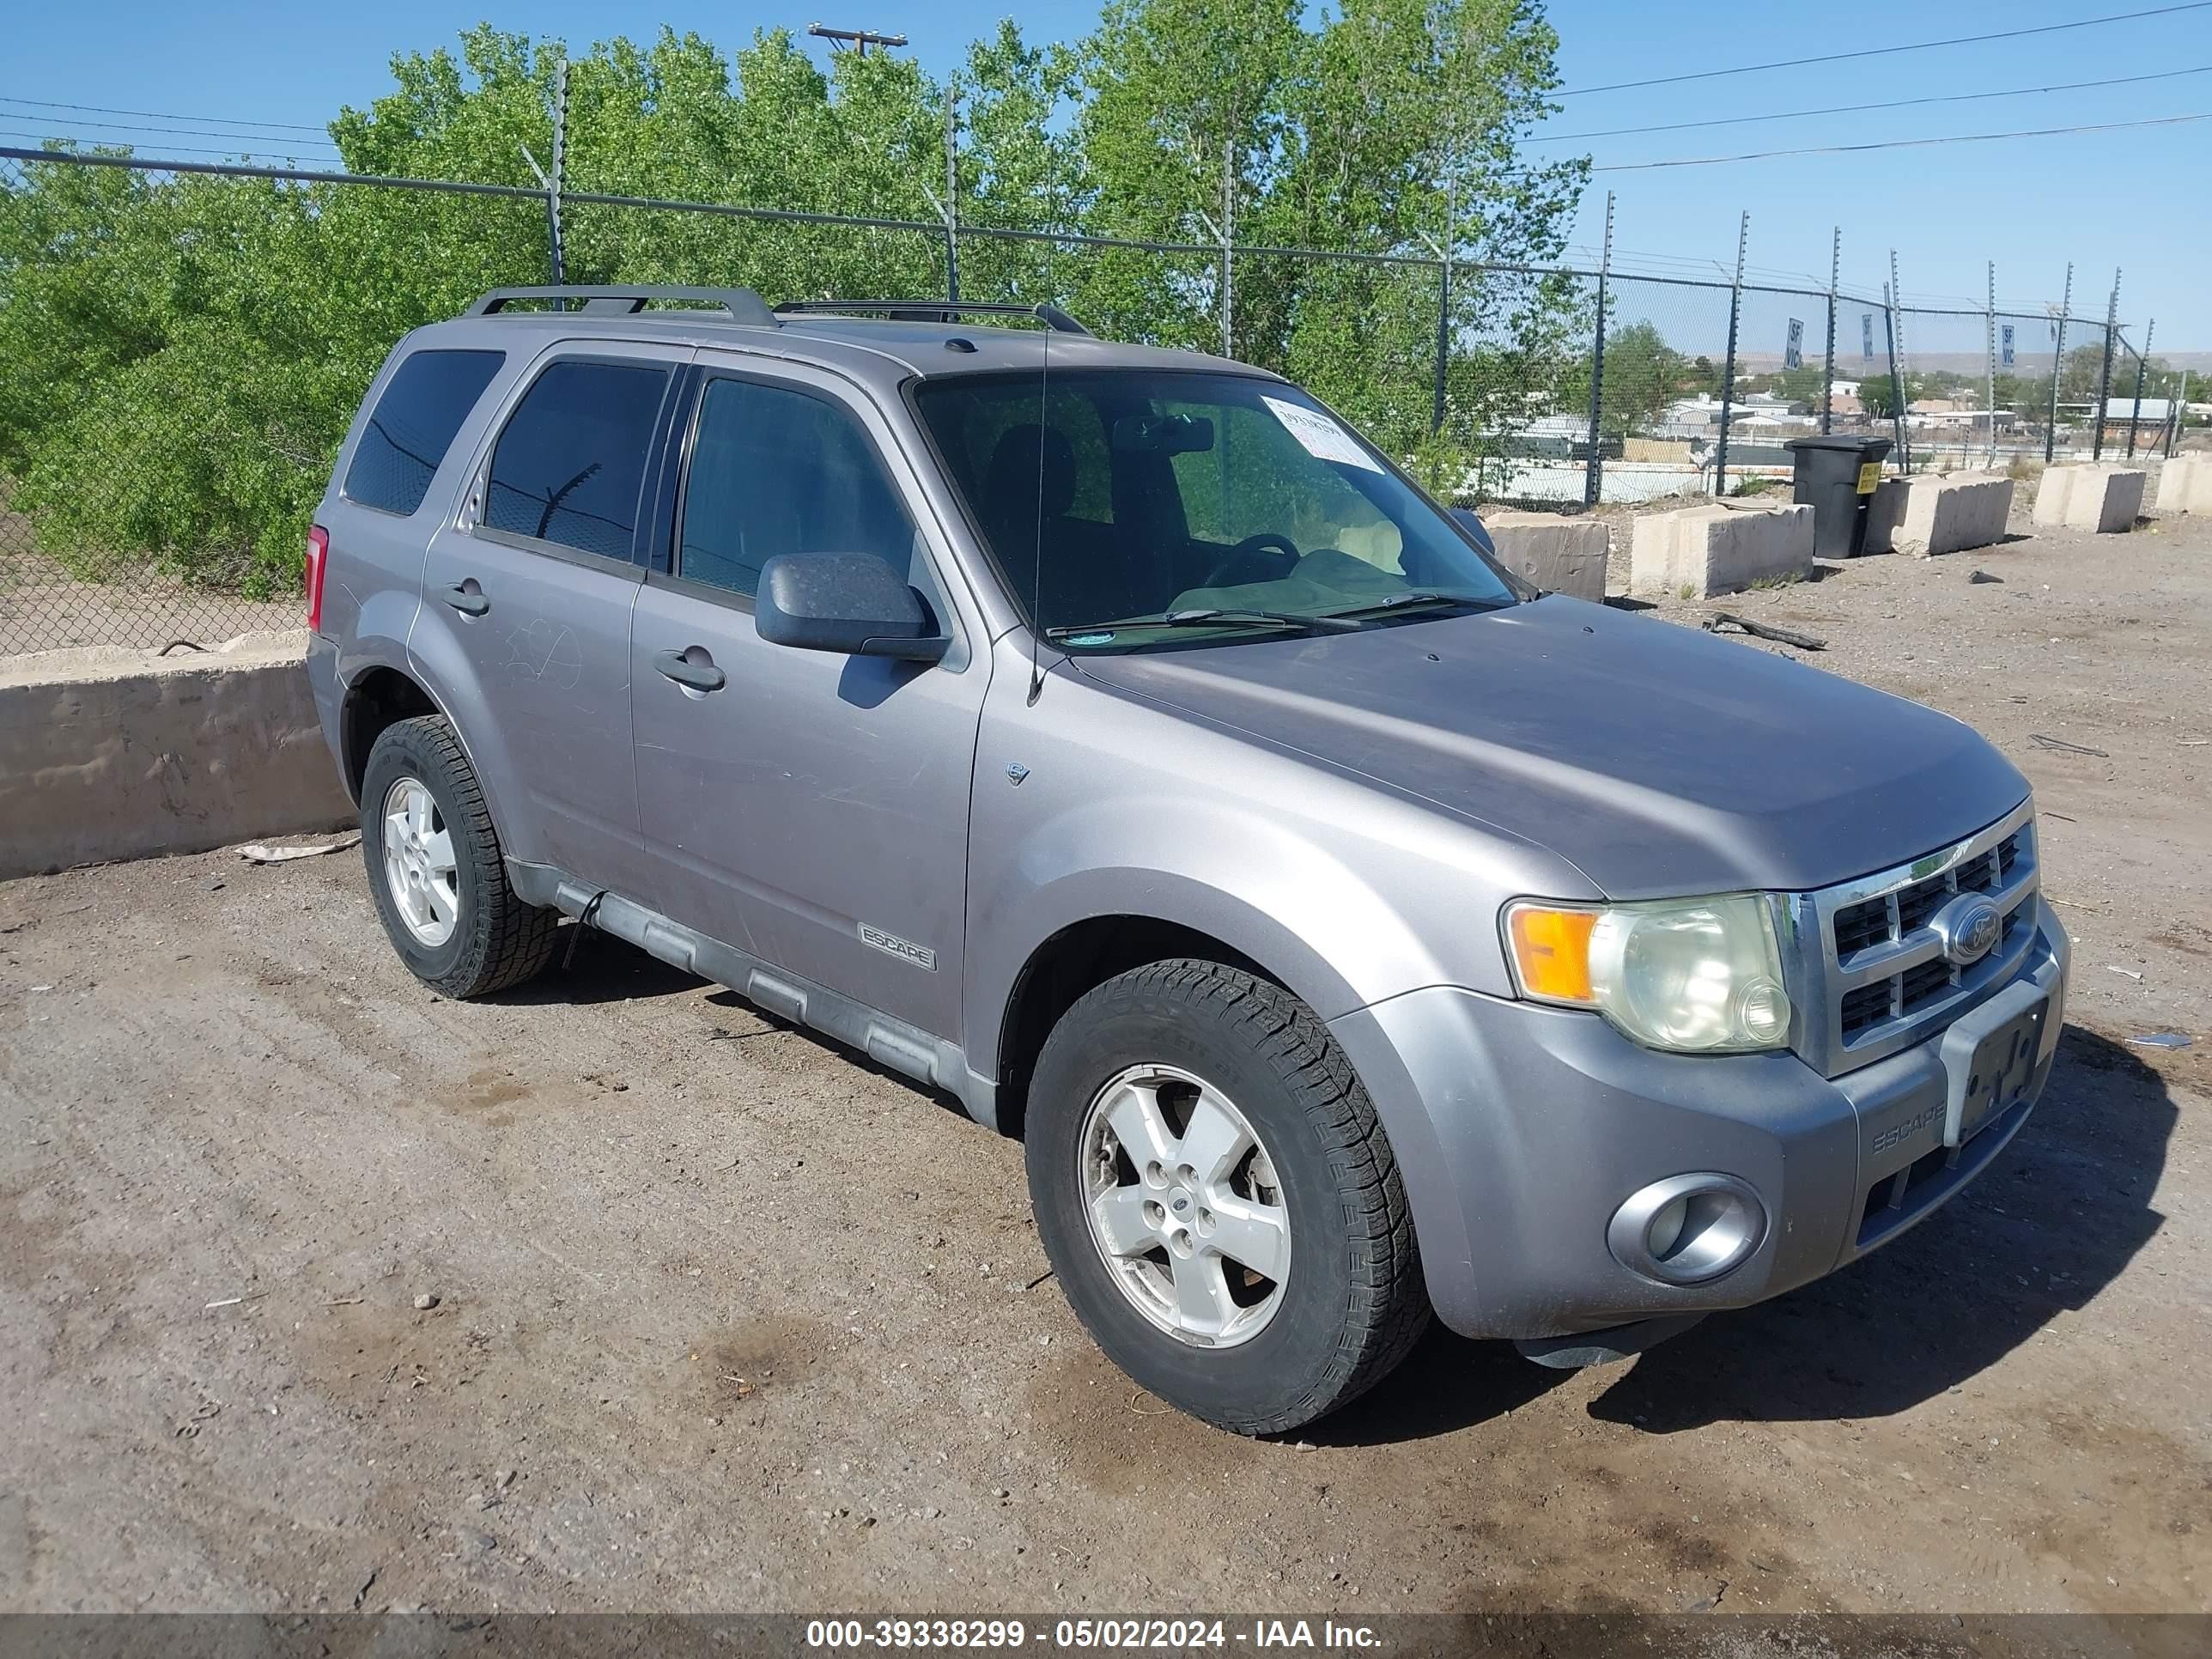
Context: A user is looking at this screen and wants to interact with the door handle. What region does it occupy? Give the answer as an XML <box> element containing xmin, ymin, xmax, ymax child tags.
<box><xmin>654</xmin><ymin>649</ymin><xmax>726</xmax><ymax>692</ymax></box>
<box><xmin>443</xmin><ymin>583</ymin><xmax>489</xmax><ymax>617</ymax></box>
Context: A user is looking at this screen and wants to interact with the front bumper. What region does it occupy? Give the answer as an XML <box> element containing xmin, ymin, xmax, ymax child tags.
<box><xmin>1328</xmin><ymin>896</ymin><xmax>2069</xmax><ymax>1341</ymax></box>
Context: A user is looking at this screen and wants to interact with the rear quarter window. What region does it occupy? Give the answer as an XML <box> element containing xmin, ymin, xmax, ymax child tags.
<box><xmin>343</xmin><ymin>348</ymin><xmax>506</xmax><ymax>516</ymax></box>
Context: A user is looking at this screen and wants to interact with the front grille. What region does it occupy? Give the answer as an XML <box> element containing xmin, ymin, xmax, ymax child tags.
<box><xmin>1813</xmin><ymin>811</ymin><xmax>2039</xmax><ymax>1065</ymax></box>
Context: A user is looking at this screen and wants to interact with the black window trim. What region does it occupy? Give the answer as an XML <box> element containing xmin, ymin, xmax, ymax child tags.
<box><xmin>337</xmin><ymin>345</ymin><xmax>510</xmax><ymax>521</ymax></box>
<box><xmin>649</xmin><ymin>359</ymin><xmax>960</xmax><ymax>639</ymax></box>
<box><xmin>465</xmin><ymin>349</ymin><xmax>680</xmax><ymax>577</ymax></box>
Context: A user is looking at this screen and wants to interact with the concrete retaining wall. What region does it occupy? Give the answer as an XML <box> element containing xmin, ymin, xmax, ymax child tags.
<box><xmin>0</xmin><ymin>630</ymin><xmax>354</xmax><ymax>880</ymax></box>
<box><xmin>2155</xmin><ymin>455</ymin><xmax>2212</xmax><ymax>513</ymax></box>
<box><xmin>1863</xmin><ymin>477</ymin><xmax>1911</xmax><ymax>555</ymax></box>
<box><xmin>1893</xmin><ymin>471</ymin><xmax>2014</xmax><ymax>556</ymax></box>
<box><xmin>1482</xmin><ymin>512</ymin><xmax>1610</xmax><ymax>601</ymax></box>
<box><xmin>1629</xmin><ymin>502</ymin><xmax>1814</xmax><ymax>599</ymax></box>
<box><xmin>2033</xmin><ymin>464</ymin><xmax>2147</xmax><ymax>532</ymax></box>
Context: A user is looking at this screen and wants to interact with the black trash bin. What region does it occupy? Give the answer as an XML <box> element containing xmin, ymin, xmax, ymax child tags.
<box><xmin>1784</xmin><ymin>434</ymin><xmax>1893</xmax><ymax>557</ymax></box>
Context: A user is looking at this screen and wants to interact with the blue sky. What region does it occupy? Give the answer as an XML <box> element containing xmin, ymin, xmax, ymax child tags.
<box><xmin>6</xmin><ymin>1</ymin><xmax>2206</xmax><ymax>344</ymax></box>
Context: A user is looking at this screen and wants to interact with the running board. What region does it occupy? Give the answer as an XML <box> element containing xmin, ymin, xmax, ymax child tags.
<box><xmin>505</xmin><ymin>860</ymin><xmax>997</xmax><ymax>1130</ymax></box>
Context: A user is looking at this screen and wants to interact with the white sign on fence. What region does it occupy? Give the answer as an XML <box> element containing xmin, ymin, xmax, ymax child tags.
<box><xmin>1862</xmin><ymin>313</ymin><xmax>1875</xmax><ymax>362</ymax></box>
<box><xmin>1784</xmin><ymin>318</ymin><xmax>1803</xmax><ymax>370</ymax></box>
<box><xmin>2001</xmin><ymin>324</ymin><xmax>2015</xmax><ymax>368</ymax></box>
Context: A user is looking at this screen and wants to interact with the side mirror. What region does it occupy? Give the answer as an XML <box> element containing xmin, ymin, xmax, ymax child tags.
<box><xmin>755</xmin><ymin>552</ymin><xmax>951</xmax><ymax>663</ymax></box>
<box><xmin>1449</xmin><ymin>506</ymin><xmax>1496</xmax><ymax>558</ymax></box>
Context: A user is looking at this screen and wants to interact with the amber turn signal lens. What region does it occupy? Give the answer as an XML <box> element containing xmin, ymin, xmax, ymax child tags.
<box><xmin>1506</xmin><ymin>905</ymin><xmax>1598</xmax><ymax>1004</ymax></box>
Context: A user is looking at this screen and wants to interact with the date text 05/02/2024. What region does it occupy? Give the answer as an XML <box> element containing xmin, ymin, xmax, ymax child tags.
<box><xmin>803</xmin><ymin>1619</ymin><xmax>1383</xmax><ymax>1649</ymax></box>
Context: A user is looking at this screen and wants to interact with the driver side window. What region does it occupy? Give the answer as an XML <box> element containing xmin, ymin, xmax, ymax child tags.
<box><xmin>1164</xmin><ymin>401</ymin><xmax>1405</xmax><ymax>574</ymax></box>
<box><xmin>678</xmin><ymin>374</ymin><xmax>939</xmax><ymax>612</ymax></box>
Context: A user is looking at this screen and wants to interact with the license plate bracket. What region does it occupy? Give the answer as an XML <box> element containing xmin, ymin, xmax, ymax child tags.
<box><xmin>1937</xmin><ymin>978</ymin><xmax>2049</xmax><ymax>1148</ymax></box>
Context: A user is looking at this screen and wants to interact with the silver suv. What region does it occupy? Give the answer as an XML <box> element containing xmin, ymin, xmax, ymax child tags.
<box><xmin>307</xmin><ymin>286</ymin><xmax>2070</xmax><ymax>1434</ymax></box>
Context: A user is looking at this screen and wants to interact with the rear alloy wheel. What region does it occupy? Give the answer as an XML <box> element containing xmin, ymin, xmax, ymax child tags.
<box><xmin>1027</xmin><ymin>959</ymin><xmax>1428</xmax><ymax>1435</ymax></box>
<box><xmin>380</xmin><ymin>776</ymin><xmax>460</xmax><ymax>948</ymax></box>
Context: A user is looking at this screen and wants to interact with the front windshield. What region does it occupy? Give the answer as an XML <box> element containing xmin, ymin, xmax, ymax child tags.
<box><xmin>911</xmin><ymin>368</ymin><xmax>1518</xmax><ymax>647</ymax></box>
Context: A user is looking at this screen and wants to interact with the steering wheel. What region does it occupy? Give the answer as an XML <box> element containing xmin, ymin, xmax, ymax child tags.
<box><xmin>1199</xmin><ymin>532</ymin><xmax>1301</xmax><ymax>590</ymax></box>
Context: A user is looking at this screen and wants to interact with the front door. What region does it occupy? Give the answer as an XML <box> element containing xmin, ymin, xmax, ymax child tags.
<box><xmin>628</xmin><ymin>361</ymin><xmax>989</xmax><ymax>1040</ymax></box>
<box><xmin>415</xmin><ymin>344</ymin><xmax>681</xmax><ymax>898</ymax></box>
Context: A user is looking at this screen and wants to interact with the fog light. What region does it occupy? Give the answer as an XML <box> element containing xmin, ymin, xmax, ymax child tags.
<box><xmin>1608</xmin><ymin>1174</ymin><xmax>1766</xmax><ymax>1285</ymax></box>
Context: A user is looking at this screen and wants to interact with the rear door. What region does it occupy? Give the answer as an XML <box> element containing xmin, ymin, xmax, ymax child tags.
<box><xmin>413</xmin><ymin>342</ymin><xmax>684</xmax><ymax>898</ymax></box>
<box><xmin>628</xmin><ymin>358</ymin><xmax>988</xmax><ymax>1040</ymax></box>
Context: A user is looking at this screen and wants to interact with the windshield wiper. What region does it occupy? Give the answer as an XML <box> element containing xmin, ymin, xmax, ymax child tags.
<box><xmin>1316</xmin><ymin>590</ymin><xmax>1517</xmax><ymax>622</ymax></box>
<box><xmin>1045</xmin><ymin>607</ymin><xmax>1360</xmax><ymax>641</ymax></box>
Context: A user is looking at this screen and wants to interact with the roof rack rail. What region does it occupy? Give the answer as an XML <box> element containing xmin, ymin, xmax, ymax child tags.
<box><xmin>465</xmin><ymin>285</ymin><xmax>780</xmax><ymax>326</ymax></box>
<box><xmin>773</xmin><ymin>300</ymin><xmax>1094</xmax><ymax>337</ymax></box>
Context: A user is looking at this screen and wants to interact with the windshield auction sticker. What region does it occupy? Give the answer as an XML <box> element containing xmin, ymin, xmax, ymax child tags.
<box><xmin>1261</xmin><ymin>396</ymin><xmax>1384</xmax><ymax>472</ymax></box>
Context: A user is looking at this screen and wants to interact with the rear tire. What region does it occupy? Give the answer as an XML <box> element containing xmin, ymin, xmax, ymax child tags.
<box><xmin>361</xmin><ymin>715</ymin><xmax>558</xmax><ymax>999</ymax></box>
<box><xmin>1025</xmin><ymin>959</ymin><xmax>1428</xmax><ymax>1435</ymax></box>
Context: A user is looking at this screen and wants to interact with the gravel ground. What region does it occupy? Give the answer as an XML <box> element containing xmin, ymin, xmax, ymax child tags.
<box><xmin>1</xmin><ymin>504</ymin><xmax>2208</xmax><ymax>1619</ymax></box>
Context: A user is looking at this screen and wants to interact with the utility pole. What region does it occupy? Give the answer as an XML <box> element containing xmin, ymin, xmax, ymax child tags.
<box><xmin>806</xmin><ymin>22</ymin><xmax>908</xmax><ymax>55</ymax></box>
<box><xmin>1713</xmin><ymin>210</ymin><xmax>1748</xmax><ymax>498</ymax></box>
<box><xmin>2045</xmin><ymin>262</ymin><xmax>2071</xmax><ymax>464</ymax></box>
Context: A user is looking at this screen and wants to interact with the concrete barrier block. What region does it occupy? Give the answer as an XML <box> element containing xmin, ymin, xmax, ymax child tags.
<box><xmin>2034</xmin><ymin>463</ymin><xmax>2148</xmax><ymax>532</ymax></box>
<box><xmin>1863</xmin><ymin>477</ymin><xmax>1910</xmax><ymax>555</ymax></box>
<box><xmin>1893</xmin><ymin>471</ymin><xmax>2014</xmax><ymax>557</ymax></box>
<box><xmin>2155</xmin><ymin>455</ymin><xmax>2212</xmax><ymax>513</ymax></box>
<box><xmin>1481</xmin><ymin>511</ymin><xmax>1610</xmax><ymax>601</ymax></box>
<box><xmin>0</xmin><ymin>629</ymin><xmax>354</xmax><ymax>879</ymax></box>
<box><xmin>1629</xmin><ymin>502</ymin><xmax>1814</xmax><ymax>598</ymax></box>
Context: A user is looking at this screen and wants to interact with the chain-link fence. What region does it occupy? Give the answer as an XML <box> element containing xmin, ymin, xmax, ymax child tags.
<box><xmin>0</xmin><ymin>143</ymin><xmax>2158</xmax><ymax>658</ymax></box>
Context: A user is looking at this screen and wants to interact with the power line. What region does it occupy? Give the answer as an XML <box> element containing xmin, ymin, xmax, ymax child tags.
<box><xmin>1535</xmin><ymin>64</ymin><xmax>2212</xmax><ymax>142</ymax></box>
<box><xmin>0</xmin><ymin>114</ymin><xmax>343</xmax><ymax>151</ymax></box>
<box><xmin>0</xmin><ymin>95</ymin><xmax>328</xmax><ymax>133</ymax></box>
<box><xmin>0</xmin><ymin>129</ymin><xmax>340</xmax><ymax>160</ymax></box>
<box><xmin>1555</xmin><ymin>3</ymin><xmax>2212</xmax><ymax>97</ymax></box>
<box><xmin>1589</xmin><ymin>111</ymin><xmax>2212</xmax><ymax>171</ymax></box>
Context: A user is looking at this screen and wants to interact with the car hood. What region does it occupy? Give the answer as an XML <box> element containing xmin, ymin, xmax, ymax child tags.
<box><xmin>1067</xmin><ymin>595</ymin><xmax>2027</xmax><ymax>900</ymax></box>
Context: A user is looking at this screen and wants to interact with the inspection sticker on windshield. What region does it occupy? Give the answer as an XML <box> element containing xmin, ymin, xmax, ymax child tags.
<box><xmin>1261</xmin><ymin>397</ymin><xmax>1383</xmax><ymax>473</ymax></box>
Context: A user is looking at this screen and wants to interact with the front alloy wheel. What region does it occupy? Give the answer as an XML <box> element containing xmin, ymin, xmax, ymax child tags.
<box><xmin>1080</xmin><ymin>1063</ymin><xmax>1290</xmax><ymax>1348</ymax></box>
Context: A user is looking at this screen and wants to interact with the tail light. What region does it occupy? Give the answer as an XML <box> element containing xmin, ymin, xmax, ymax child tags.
<box><xmin>306</xmin><ymin>525</ymin><xmax>330</xmax><ymax>633</ymax></box>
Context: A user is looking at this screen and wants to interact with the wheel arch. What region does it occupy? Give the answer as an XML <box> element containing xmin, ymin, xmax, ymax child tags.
<box><xmin>339</xmin><ymin>665</ymin><xmax>441</xmax><ymax>803</ymax></box>
<box><xmin>992</xmin><ymin>908</ymin><xmax>1317</xmax><ymax>1142</ymax></box>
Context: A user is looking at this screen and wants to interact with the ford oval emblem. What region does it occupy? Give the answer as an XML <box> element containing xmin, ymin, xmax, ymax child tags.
<box><xmin>1932</xmin><ymin>892</ymin><xmax>2004</xmax><ymax>967</ymax></box>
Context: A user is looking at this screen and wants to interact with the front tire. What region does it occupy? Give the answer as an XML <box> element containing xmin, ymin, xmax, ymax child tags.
<box><xmin>1025</xmin><ymin>960</ymin><xmax>1428</xmax><ymax>1435</ymax></box>
<box><xmin>361</xmin><ymin>715</ymin><xmax>558</xmax><ymax>999</ymax></box>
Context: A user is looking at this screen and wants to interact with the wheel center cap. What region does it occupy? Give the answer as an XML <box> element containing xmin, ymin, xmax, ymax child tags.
<box><xmin>1170</xmin><ymin>1191</ymin><xmax>1193</xmax><ymax>1217</ymax></box>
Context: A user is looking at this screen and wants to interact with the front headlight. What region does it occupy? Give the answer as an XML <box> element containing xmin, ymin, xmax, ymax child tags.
<box><xmin>1504</xmin><ymin>894</ymin><xmax>1791</xmax><ymax>1054</ymax></box>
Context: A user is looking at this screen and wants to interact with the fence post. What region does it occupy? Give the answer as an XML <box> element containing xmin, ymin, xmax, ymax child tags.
<box><xmin>547</xmin><ymin>60</ymin><xmax>568</xmax><ymax>295</ymax></box>
<box><xmin>2171</xmin><ymin>368</ymin><xmax>2191</xmax><ymax>458</ymax></box>
<box><xmin>1219</xmin><ymin>136</ymin><xmax>1234</xmax><ymax>358</ymax></box>
<box><xmin>1431</xmin><ymin>179</ymin><xmax>1455</xmax><ymax>435</ymax></box>
<box><xmin>1881</xmin><ymin>281</ymin><xmax>1909</xmax><ymax>473</ymax></box>
<box><xmin>1821</xmin><ymin>227</ymin><xmax>1838</xmax><ymax>435</ymax></box>
<box><xmin>1984</xmin><ymin>261</ymin><xmax>1998</xmax><ymax>468</ymax></box>
<box><xmin>943</xmin><ymin>83</ymin><xmax>959</xmax><ymax>303</ymax></box>
<box><xmin>2045</xmin><ymin>262</ymin><xmax>2071</xmax><ymax>464</ymax></box>
<box><xmin>1713</xmin><ymin>210</ymin><xmax>1747</xmax><ymax>498</ymax></box>
<box><xmin>1887</xmin><ymin>250</ymin><xmax>1911</xmax><ymax>472</ymax></box>
<box><xmin>2126</xmin><ymin>318</ymin><xmax>2154</xmax><ymax>459</ymax></box>
<box><xmin>1582</xmin><ymin>190</ymin><xmax>1613</xmax><ymax>508</ymax></box>
<box><xmin>2092</xmin><ymin>270</ymin><xmax>2119</xmax><ymax>460</ymax></box>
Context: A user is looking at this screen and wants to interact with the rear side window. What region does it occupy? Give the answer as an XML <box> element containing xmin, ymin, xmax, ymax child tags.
<box><xmin>483</xmin><ymin>360</ymin><xmax>671</xmax><ymax>561</ymax></box>
<box><xmin>343</xmin><ymin>348</ymin><xmax>505</xmax><ymax>516</ymax></box>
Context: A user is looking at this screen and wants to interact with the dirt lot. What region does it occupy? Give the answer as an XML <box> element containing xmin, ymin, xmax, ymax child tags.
<box><xmin>1</xmin><ymin>501</ymin><xmax>2208</xmax><ymax>1620</ymax></box>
